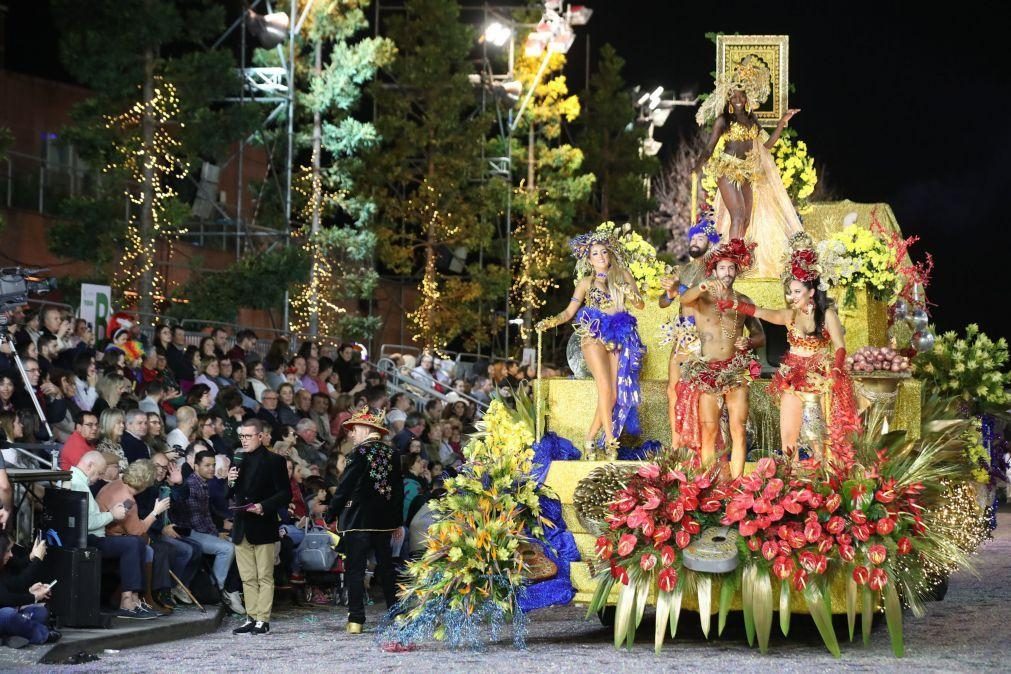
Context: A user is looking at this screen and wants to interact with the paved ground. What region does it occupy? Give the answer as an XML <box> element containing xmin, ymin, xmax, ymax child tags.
<box><xmin>4</xmin><ymin>508</ymin><xmax>1009</xmax><ymax>673</ymax></box>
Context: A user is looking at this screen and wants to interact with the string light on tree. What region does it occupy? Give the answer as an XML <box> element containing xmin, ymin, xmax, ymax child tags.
<box><xmin>103</xmin><ymin>79</ymin><xmax>188</xmax><ymax>300</ymax></box>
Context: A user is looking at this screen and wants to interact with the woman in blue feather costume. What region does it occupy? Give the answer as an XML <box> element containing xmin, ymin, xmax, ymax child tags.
<box><xmin>536</xmin><ymin>230</ymin><xmax>646</xmax><ymax>459</ymax></box>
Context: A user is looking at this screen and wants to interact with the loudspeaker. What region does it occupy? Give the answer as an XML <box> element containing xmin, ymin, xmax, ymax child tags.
<box><xmin>44</xmin><ymin>546</ymin><xmax>106</xmax><ymax>628</ymax></box>
<box><xmin>41</xmin><ymin>487</ymin><xmax>88</xmax><ymax>549</ymax></box>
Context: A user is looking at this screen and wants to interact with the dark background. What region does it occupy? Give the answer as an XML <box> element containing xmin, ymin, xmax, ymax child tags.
<box><xmin>5</xmin><ymin>1</ymin><xmax>1006</xmax><ymax>338</ymax></box>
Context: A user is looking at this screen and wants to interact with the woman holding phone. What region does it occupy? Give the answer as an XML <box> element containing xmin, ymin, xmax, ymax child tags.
<box><xmin>0</xmin><ymin>534</ymin><xmax>61</xmax><ymax>645</ymax></box>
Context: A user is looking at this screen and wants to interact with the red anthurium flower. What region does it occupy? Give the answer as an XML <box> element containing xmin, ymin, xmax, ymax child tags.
<box><xmin>617</xmin><ymin>533</ymin><xmax>638</xmax><ymax>557</ymax></box>
<box><xmin>614</xmin><ymin>492</ymin><xmax>637</xmax><ymax>513</ymax></box>
<box><xmin>755</xmin><ymin>457</ymin><xmax>777</xmax><ymax>479</ymax></box>
<box><xmin>799</xmin><ymin>551</ymin><xmax>819</xmax><ymax>573</ymax></box>
<box><xmin>605</xmin><ymin>513</ymin><xmax>626</xmax><ymax>529</ymax></box>
<box><xmin>682</xmin><ymin>518</ymin><xmax>701</xmax><ymax>535</ymax></box>
<box><xmin>824</xmin><ymin>493</ymin><xmax>842</xmax><ymax>513</ymax></box>
<box><xmin>694</xmin><ymin>475</ymin><xmax>711</xmax><ymax>490</ymax></box>
<box><xmin>752</xmin><ymin>497</ymin><xmax>771</xmax><ymax>515</ymax></box>
<box><xmin>769</xmin><ymin>504</ymin><xmax>785</xmax><ymax>522</ymax></box>
<box><xmin>793</xmin><ymin>489</ymin><xmax>811</xmax><ymax>503</ymax></box>
<box><xmin>626</xmin><ymin>509</ymin><xmax>647</xmax><ymax>530</ymax></box>
<box><xmin>733</xmin><ymin>492</ymin><xmax>756</xmax><ymax>509</ymax></box>
<box><xmin>772</xmin><ymin>556</ymin><xmax>794</xmax><ymax>580</ymax></box>
<box><xmin>669</xmin><ymin>469</ymin><xmax>687</xmax><ymax>483</ymax></box>
<box><xmin>762</xmin><ymin>540</ymin><xmax>778</xmax><ymax>561</ymax></box>
<box><xmin>640</xmin><ymin>553</ymin><xmax>658</xmax><ymax>572</ymax></box>
<box><xmin>739</xmin><ymin>519</ymin><xmax>759</xmax><ymax>537</ymax></box>
<box><xmin>610</xmin><ymin>561</ymin><xmax>629</xmax><ymax>585</ymax></box>
<box><xmin>804</xmin><ymin>520</ymin><xmax>823</xmax><ymax>543</ymax></box>
<box><xmin>875</xmin><ymin>518</ymin><xmax>895</xmax><ymax>536</ymax></box>
<box><xmin>825</xmin><ymin>516</ymin><xmax>846</xmax><ymax>535</ymax></box>
<box><xmin>668</xmin><ymin>502</ymin><xmax>685</xmax><ymax>523</ymax></box>
<box><xmin>783</xmin><ymin>498</ymin><xmax>804</xmax><ymax>515</ymax></box>
<box><xmin>814</xmin><ymin>554</ymin><xmax>829</xmax><ymax>574</ymax></box>
<box><xmin>850</xmin><ymin>510</ymin><xmax>867</xmax><ymax>525</ymax></box>
<box><xmin>741</xmin><ymin>474</ymin><xmax>764</xmax><ymax>493</ymax></box>
<box><xmin>682</xmin><ymin>496</ymin><xmax>700</xmax><ymax>512</ymax></box>
<box><xmin>641</xmin><ymin>486</ymin><xmax>663</xmax><ymax>511</ymax></box>
<box><xmin>867</xmin><ymin>544</ymin><xmax>887</xmax><ymax>565</ymax></box>
<box><xmin>642</xmin><ymin>519</ymin><xmax>656</xmax><ymax>538</ymax></box>
<box><xmin>675</xmin><ymin>530</ymin><xmax>692</xmax><ymax>549</ymax></box>
<box><xmin>852</xmin><ymin>565</ymin><xmax>870</xmax><ymax>585</ymax></box>
<box><xmin>897</xmin><ymin>537</ymin><xmax>912</xmax><ymax>555</ymax></box>
<box><xmin>868</xmin><ymin>568</ymin><xmax>888</xmax><ymax>592</ymax></box>
<box><xmin>652</xmin><ymin>525</ymin><xmax>672</xmax><ymax>546</ymax></box>
<box><xmin>724</xmin><ymin>503</ymin><xmax>747</xmax><ymax>524</ymax></box>
<box><xmin>875</xmin><ymin>479</ymin><xmax>897</xmax><ymax>504</ymax></box>
<box><xmin>637</xmin><ymin>463</ymin><xmax>661</xmax><ymax>480</ymax></box>
<box><xmin>838</xmin><ymin>544</ymin><xmax>856</xmax><ymax>562</ymax></box>
<box><xmin>836</xmin><ymin>532</ymin><xmax>852</xmax><ymax>546</ymax></box>
<box><xmin>658</xmin><ymin>567</ymin><xmax>678</xmax><ymax>592</ymax></box>
<box><xmin>817</xmin><ymin>538</ymin><xmax>834</xmax><ymax>555</ymax></box>
<box><xmin>792</xmin><ymin>568</ymin><xmax>809</xmax><ymax>592</ymax></box>
<box><xmin>789</xmin><ymin>531</ymin><xmax>808</xmax><ymax>550</ymax></box>
<box><xmin>747</xmin><ymin>536</ymin><xmax>761</xmax><ymax>552</ymax></box>
<box><xmin>779</xmin><ymin>540</ymin><xmax>793</xmax><ymax>557</ymax></box>
<box><xmin>852</xmin><ymin>524</ymin><xmax>871</xmax><ymax>542</ymax></box>
<box><xmin>912</xmin><ymin>515</ymin><xmax>926</xmax><ymax>535</ymax></box>
<box><xmin>755</xmin><ymin>515</ymin><xmax>771</xmax><ymax>531</ymax></box>
<box><xmin>808</xmin><ymin>494</ymin><xmax>823</xmax><ymax>509</ymax></box>
<box><xmin>595</xmin><ymin>536</ymin><xmax>613</xmax><ymax>560</ymax></box>
<box><xmin>660</xmin><ymin>545</ymin><xmax>676</xmax><ymax>567</ymax></box>
<box><xmin>763</xmin><ymin>478</ymin><xmax>785</xmax><ymax>500</ymax></box>
<box><xmin>701</xmin><ymin>498</ymin><xmax>722</xmax><ymax>513</ymax></box>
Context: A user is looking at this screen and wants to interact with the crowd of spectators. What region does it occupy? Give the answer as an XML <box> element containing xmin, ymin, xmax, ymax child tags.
<box><xmin>0</xmin><ymin>304</ymin><xmax>546</xmax><ymax>645</ymax></box>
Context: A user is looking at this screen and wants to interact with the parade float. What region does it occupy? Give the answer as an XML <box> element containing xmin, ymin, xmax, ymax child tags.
<box><xmin>383</xmin><ymin>35</ymin><xmax>1003</xmax><ymax>658</ymax></box>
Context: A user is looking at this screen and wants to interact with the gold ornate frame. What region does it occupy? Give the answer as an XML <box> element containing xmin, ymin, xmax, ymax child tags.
<box><xmin>716</xmin><ymin>35</ymin><xmax>789</xmax><ymax>127</ymax></box>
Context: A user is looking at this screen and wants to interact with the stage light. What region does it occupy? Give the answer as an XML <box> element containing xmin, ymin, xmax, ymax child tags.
<box><xmin>484</xmin><ymin>21</ymin><xmax>513</xmax><ymax>47</ymax></box>
<box><xmin>567</xmin><ymin>5</ymin><xmax>594</xmax><ymax>26</ymax></box>
<box><xmin>245</xmin><ymin>10</ymin><xmax>289</xmax><ymax>49</ymax></box>
<box><xmin>636</xmin><ymin>92</ymin><xmax>651</xmax><ymax>106</ymax></box>
<box><xmin>650</xmin><ymin>86</ymin><xmax>664</xmax><ymax>98</ymax></box>
<box><xmin>650</xmin><ymin>107</ymin><xmax>672</xmax><ymax>127</ymax></box>
<box><xmin>550</xmin><ymin>26</ymin><xmax>576</xmax><ymax>54</ymax></box>
<box><xmin>642</xmin><ymin>138</ymin><xmax>662</xmax><ymax>156</ymax></box>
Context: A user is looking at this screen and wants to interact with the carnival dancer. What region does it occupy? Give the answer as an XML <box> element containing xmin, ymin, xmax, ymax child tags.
<box><xmin>326</xmin><ymin>407</ymin><xmax>404</xmax><ymax>634</ymax></box>
<box><xmin>658</xmin><ymin>210</ymin><xmax>721</xmax><ymax>447</ymax></box>
<box><xmin>675</xmin><ymin>239</ymin><xmax>765</xmax><ymax>478</ymax></box>
<box><xmin>715</xmin><ymin>233</ymin><xmax>861</xmax><ymax>466</ymax></box>
<box><xmin>693</xmin><ymin>56</ymin><xmax>803</xmax><ymax>277</ymax></box>
<box><xmin>535</xmin><ymin>230</ymin><xmax>646</xmax><ymax>460</ymax></box>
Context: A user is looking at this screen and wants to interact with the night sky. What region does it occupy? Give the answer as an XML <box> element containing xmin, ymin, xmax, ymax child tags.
<box><xmin>5</xmin><ymin>1</ymin><xmax>1006</xmax><ymax>338</ymax></box>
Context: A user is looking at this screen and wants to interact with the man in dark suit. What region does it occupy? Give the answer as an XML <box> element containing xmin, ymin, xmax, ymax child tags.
<box><xmin>121</xmin><ymin>409</ymin><xmax>151</xmax><ymax>464</ymax></box>
<box><xmin>326</xmin><ymin>407</ymin><xmax>404</xmax><ymax>634</ymax></box>
<box><xmin>227</xmin><ymin>418</ymin><xmax>290</xmax><ymax>636</ymax></box>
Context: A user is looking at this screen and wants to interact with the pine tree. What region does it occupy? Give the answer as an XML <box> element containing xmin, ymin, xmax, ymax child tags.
<box><xmin>284</xmin><ymin>0</ymin><xmax>395</xmax><ymax>341</ymax></box>
<box><xmin>362</xmin><ymin>0</ymin><xmax>497</xmax><ymax>352</ymax></box>
<box><xmin>577</xmin><ymin>44</ymin><xmax>656</xmax><ymax>224</ymax></box>
<box><xmin>50</xmin><ymin>0</ymin><xmax>249</xmax><ymax>318</ymax></box>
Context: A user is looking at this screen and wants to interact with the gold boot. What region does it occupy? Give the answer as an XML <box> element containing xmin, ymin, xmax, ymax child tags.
<box><xmin>583</xmin><ymin>440</ymin><xmax>595</xmax><ymax>461</ymax></box>
<box><xmin>604</xmin><ymin>437</ymin><xmax>620</xmax><ymax>462</ymax></box>
<box><xmin>346</xmin><ymin>622</ymin><xmax>364</xmax><ymax>634</ymax></box>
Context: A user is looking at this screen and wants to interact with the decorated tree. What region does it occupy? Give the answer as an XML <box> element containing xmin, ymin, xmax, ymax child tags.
<box><xmin>493</xmin><ymin>22</ymin><xmax>594</xmax><ymax>346</ymax></box>
<box><xmin>280</xmin><ymin>0</ymin><xmax>395</xmax><ymax>341</ymax></box>
<box><xmin>576</xmin><ymin>44</ymin><xmax>656</xmax><ymax>225</ymax></box>
<box><xmin>50</xmin><ymin>0</ymin><xmax>250</xmax><ymax>317</ymax></box>
<box><xmin>361</xmin><ymin>0</ymin><xmax>497</xmax><ymax>352</ymax></box>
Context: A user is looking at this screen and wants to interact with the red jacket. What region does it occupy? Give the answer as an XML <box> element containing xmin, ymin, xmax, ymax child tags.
<box><xmin>59</xmin><ymin>431</ymin><xmax>95</xmax><ymax>471</ymax></box>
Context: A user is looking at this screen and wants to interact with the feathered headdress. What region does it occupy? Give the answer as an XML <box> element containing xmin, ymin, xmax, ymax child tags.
<box><xmin>780</xmin><ymin>232</ymin><xmax>827</xmax><ymax>290</ymax></box>
<box><xmin>569</xmin><ymin>229</ymin><xmax>626</xmax><ymax>278</ymax></box>
<box><xmin>696</xmin><ymin>55</ymin><xmax>773</xmax><ymax>126</ymax></box>
<box><xmin>705</xmin><ymin>237</ymin><xmax>757</xmax><ymax>276</ymax></box>
<box><xmin>687</xmin><ymin>208</ymin><xmax>721</xmax><ymax>245</ymax></box>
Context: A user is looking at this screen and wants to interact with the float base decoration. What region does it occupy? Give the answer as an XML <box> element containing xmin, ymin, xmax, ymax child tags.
<box><xmin>573</xmin><ymin>402</ymin><xmax>988</xmax><ymax>657</ymax></box>
<box><xmin>538</xmin><ymin>377</ymin><xmax>921</xmax><ymax>449</ymax></box>
<box><xmin>380</xmin><ymin>399</ymin><xmax>558</xmax><ymax>649</ymax></box>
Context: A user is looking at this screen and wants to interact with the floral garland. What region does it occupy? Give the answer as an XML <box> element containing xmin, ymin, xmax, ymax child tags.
<box><xmin>587</xmin><ymin>409</ymin><xmax>984</xmax><ymax>657</ymax></box>
<box><xmin>383</xmin><ymin>400</ymin><xmax>555</xmax><ymax>647</ymax></box>
<box><xmin>594</xmin><ymin>221</ymin><xmax>669</xmax><ymax>298</ymax></box>
<box><xmin>914</xmin><ymin>323</ymin><xmax>1011</xmax><ymax>408</ymax></box>
<box><xmin>819</xmin><ymin>224</ymin><xmax>899</xmax><ymax>305</ymax></box>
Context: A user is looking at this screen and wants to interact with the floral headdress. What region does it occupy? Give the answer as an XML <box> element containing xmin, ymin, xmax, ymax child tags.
<box><xmin>569</xmin><ymin>229</ymin><xmax>626</xmax><ymax>279</ymax></box>
<box><xmin>696</xmin><ymin>55</ymin><xmax>773</xmax><ymax>126</ymax></box>
<box><xmin>705</xmin><ymin>237</ymin><xmax>756</xmax><ymax>276</ymax></box>
<box><xmin>687</xmin><ymin>209</ymin><xmax>721</xmax><ymax>245</ymax></box>
<box><xmin>780</xmin><ymin>232</ymin><xmax>827</xmax><ymax>290</ymax></box>
<box><xmin>341</xmin><ymin>405</ymin><xmax>390</xmax><ymax>436</ymax></box>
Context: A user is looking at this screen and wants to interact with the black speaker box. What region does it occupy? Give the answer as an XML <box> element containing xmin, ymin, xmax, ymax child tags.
<box><xmin>44</xmin><ymin>546</ymin><xmax>107</xmax><ymax>628</ymax></box>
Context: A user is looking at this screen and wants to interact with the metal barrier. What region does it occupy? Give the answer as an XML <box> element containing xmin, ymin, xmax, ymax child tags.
<box><xmin>376</xmin><ymin>357</ymin><xmax>488</xmax><ymax>412</ymax></box>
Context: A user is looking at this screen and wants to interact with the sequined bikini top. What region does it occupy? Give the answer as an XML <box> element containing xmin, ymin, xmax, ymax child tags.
<box><xmin>787</xmin><ymin>323</ymin><xmax>830</xmax><ymax>351</ymax></box>
<box><xmin>585</xmin><ymin>285</ymin><xmax>614</xmax><ymax>310</ymax></box>
<box><xmin>725</xmin><ymin>121</ymin><xmax>759</xmax><ymax>143</ymax></box>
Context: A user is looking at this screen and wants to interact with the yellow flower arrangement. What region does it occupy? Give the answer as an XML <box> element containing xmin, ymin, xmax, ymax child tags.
<box><xmin>825</xmin><ymin>224</ymin><xmax>899</xmax><ymax>303</ymax></box>
<box><xmin>595</xmin><ymin>221</ymin><xmax>668</xmax><ymax>298</ymax></box>
<box><xmin>915</xmin><ymin>323</ymin><xmax>1011</xmax><ymax>407</ymax></box>
<box><xmin>392</xmin><ymin>400</ymin><xmax>555</xmax><ymax>641</ymax></box>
